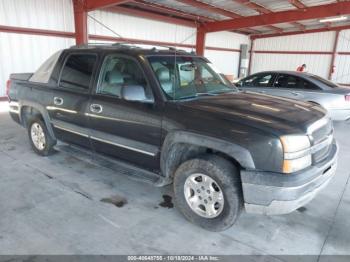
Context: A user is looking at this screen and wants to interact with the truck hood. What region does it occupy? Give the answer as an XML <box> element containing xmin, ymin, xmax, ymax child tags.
<box><xmin>180</xmin><ymin>91</ymin><xmax>327</xmax><ymax>136</ymax></box>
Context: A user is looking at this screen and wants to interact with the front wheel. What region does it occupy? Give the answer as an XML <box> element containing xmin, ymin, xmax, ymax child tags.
<box><xmin>173</xmin><ymin>155</ymin><xmax>243</xmax><ymax>231</ymax></box>
<box><xmin>27</xmin><ymin>117</ymin><xmax>55</xmax><ymax>156</ymax></box>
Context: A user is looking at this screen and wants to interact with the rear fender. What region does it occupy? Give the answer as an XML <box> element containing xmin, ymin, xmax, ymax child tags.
<box><xmin>19</xmin><ymin>100</ymin><xmax>56</xmax><ymax>139</ymax></box>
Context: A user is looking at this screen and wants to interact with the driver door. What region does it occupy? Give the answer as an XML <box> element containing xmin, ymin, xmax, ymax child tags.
<box><xmin>86</xmin><ymin>54</ymin><xmax>162</xmax><ymax>171</ymax></box>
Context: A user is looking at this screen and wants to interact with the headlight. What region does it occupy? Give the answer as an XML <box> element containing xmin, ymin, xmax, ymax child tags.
<box><xmin>280</xmin><ymin>135</ymin><xmax>311</xmax><ymax>173</ymax></box>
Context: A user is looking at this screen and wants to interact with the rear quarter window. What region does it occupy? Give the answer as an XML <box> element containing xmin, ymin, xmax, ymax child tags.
<box><xmin>29</xmin><ymin>50</ymin><xmax>62</xmax><ymax>83</ymax></box>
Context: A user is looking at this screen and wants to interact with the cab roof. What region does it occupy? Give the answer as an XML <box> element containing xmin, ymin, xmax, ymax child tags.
<box><xmin>68</xmin><ymin>43</ymin><xmax>196</xmax><ymax>56</ymax></box>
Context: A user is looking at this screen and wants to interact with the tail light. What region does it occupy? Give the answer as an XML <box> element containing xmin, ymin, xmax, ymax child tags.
<box><xmin>6</xmin><ymin>79</ymin><xmax>11</xmax><ymax>97</ymax></box>
<box><xmin>345</xmin><ymin>95</ymin><xmax>350</xmax><ymax>102</ymax></box>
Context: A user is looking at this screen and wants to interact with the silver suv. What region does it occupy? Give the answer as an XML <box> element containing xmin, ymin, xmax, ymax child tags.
<box><xmin>237</xmin><ymin>71</ymin><xmax>350</xmax><ymax>121</ymax></box>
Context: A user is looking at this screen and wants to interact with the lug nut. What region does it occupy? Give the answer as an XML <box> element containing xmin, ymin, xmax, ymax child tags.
<box><xmin>197</xmin><ymin>189</ymin><xmax>201</xmax><ymax>193</ymax></box>
<box><xmin>204</xmin><ymin>199</ymin><xmax>208</xmax><ymax>204</ymax></box>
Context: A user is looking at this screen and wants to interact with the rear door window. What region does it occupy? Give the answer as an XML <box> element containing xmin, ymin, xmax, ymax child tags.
<box><xmin>59</xmin><ymin>54</ymin><xmax>97</xmax><ymax>91</ymax></box>
<box><xmin>274</xmin><ymin>74</ymin><xmax>320</xmax><ymax>90</ymax></box>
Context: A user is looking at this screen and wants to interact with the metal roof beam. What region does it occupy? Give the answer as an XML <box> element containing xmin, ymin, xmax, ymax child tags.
<box><xmin>205</xmin><ymin>2</ymin><xmax>350</xmax><ymax>32</ymax></box>
<box><xmin>175</xmin><ymin>0</ymin><xmax>241</xmax><ymax>19</ymax></box>
<box><xmin>129</xmin><ymin>0</ymin><xmax>213</xmax><ymax>23</ymax></box>
<box><xmin>232</xmin><ymin>1</ymin><xmax>284</xmax><ymax>33</ymax></box>
<box><xmin>291</xmin><ymin>22</ymin><xmax>306</xmax><ymax>31</ymax></box>
<box><xmin>106</xmin><ymin>6</ymin><xmax>197</xmax><ymax>27</ymax></box>
<box><xmin>86</xmin><ymin>0</ymin><xmax>130</xmax><ymax>11</ymax></box>
<box><xmin>251</xmin><ymin>24</ymin><xmax>350</xmax><ymax>39</ymax></box>
<box><xmin>288</xmin><ymin>0</ymin><xmax>307</xmax><ymax>9</ymax></box>
<box><xmin>232</xmin><ymin>0</ymin><xmax>270</xmax><ymax>14</ymax></box>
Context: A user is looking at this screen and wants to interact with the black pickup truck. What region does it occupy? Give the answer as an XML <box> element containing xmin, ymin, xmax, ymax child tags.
<box><xmin>8</xmin><ymin>44</ymin><xmax>338</xmax><ymax>231</ymax></box>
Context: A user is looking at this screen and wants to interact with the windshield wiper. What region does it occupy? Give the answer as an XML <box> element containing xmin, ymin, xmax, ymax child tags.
<box><xmin>178</xmin><ymin>92</ymin><xmax>218</xmax><ymax>100</ymax></box>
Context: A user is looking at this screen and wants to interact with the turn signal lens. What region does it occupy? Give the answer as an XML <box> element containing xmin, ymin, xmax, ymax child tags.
<box><xmin>280</xmin><ymin>135</ymin><xmax>310</xmax><ymax>153</ymax></box>
<box><xmin>280</xmin><ymin>135</ymin><xmax>312</xmax><ymax>174</ymax></box>
<box><xmin>283</xmin><ymin>155</ymin><xmax>312</xmax><ymax>174</ymax></box>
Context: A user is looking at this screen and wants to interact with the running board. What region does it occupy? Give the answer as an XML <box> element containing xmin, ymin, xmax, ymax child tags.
<box><xmin>54</xmin><ymin>142</ymin><xmax>172</xmax><ymax>187</ymax></box>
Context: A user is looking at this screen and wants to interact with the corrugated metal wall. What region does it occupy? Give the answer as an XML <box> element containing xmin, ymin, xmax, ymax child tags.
<box><xmin>0</xmin><ymin>0</ymin><xmax>75</xmax><ymax>97</ymax></box>
<box><xmin>333</xmin><ymin>29</ymin><xmax>350</xmax><ymax>84</ymax></box>
<box><xmin>206</xmin><ymin>31</ymin><xmax>249</xmax><ymax>76</ymax></box>
<box><xmin>89</xmin><ymin>11</ymin><xmax>250</xmax><ymax>76</ymax></box>
<box><xmin>0</xmin><ymin>0</ymin><xmax>249</xmax><ymax>96</ymax></box>
<box><xmin>0</xmin><ymin>0</ymin><xmax>74</xmax><ymax>30</ymax></box>
<box><xmin>89</xmin><ymin>10</ymin><xmax>196</xmax><ymax>46</ymax></box>
<box><xmin>251</xmin><ymin>31</ymin><xmax>336</xmax><ymax>79</ymax></box>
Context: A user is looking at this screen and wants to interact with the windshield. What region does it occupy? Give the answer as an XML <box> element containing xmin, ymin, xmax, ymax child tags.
<box><xmin>309</xmin><ymin>74</ymin><xmax>339</xmax><ymax>88</ymax></box>
<box><xmin>148</xmin><ymin>56</ymin><xmax>236</xmax><ymax>100</ymax></box>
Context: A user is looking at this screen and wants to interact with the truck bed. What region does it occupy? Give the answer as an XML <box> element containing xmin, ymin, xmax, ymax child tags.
<box><xmin>10</xmin><ymin>73</ymin><xmax>33</xmax><ymax>81</ymax></box>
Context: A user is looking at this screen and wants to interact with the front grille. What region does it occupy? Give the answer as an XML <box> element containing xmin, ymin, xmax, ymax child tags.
<box><xmin>309</xmin><ymin>117</ymin><xmax>333</xmax><ymax>164</ymax></box>
<box><xmin>313</xmin><ymin>142</ymin><xmax>332</xmax><ymax>163</ymax></box>
<box><xmin>311</xmin><ymin>119</ymin><xmax>333</xmax><ymax>144</ymax></box>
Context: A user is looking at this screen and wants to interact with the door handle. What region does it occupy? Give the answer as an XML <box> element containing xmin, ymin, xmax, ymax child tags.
<box><xmin>54</xmin><ymin>97</ymin><xmax>63</xmax><ymax>105</ymax></box>
<box><xmin>90</xmin><ymin>104</ymin><xmax>103</xmax><ymax>114</ymax></box>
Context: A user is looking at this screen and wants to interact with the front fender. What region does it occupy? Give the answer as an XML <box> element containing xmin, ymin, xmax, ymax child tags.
<box><xmin>160</xmin><ymin>131</ymin><xmax>255</xmax><ymax>178</ymax></box>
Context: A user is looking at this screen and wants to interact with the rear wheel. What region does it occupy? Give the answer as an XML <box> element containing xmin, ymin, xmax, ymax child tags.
<box><xmin>173</xmin><ymin>155</ymin><xmax>242</xmax><ymax>231</ymax></box>
<box><xmin>27</xmin><ymin>117</ymin><xmax>55</xmax><ymax>156</ymax></box>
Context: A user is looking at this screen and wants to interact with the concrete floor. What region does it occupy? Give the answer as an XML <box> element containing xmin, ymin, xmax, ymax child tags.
<box><xmin>0</xmin><ymin>101</ymin><xmax>349</xmax><ymax>259</ymax></box>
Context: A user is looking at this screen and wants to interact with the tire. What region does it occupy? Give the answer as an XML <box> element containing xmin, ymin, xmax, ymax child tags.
<box><xmin>27</xmin><ymin>117</ymin><xmax>56</xmax><ymax>156</ymax></box>
<box><xmin>173</xmin><ymin>155</ymin><xmax>243</xmax><ymax>231</ymax></box>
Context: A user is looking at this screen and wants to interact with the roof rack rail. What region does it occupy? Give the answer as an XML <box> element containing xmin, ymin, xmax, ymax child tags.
<box><xmin>70</xmin><ymin>42</ymin><xmax>140</xmax><ymax>49</ymax></box>
<box><xmin>69</xmin><ymin>42</ymin><xmax>191</xmax><ymax>53</ymax></box>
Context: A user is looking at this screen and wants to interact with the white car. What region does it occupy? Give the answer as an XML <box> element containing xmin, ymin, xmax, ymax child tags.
<box><xmin>237</xmin><ymin>71</ymin><xmax>350</xmax><ymax>121</ymax></box>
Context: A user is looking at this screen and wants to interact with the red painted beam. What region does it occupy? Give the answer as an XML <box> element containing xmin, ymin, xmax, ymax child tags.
<box><xmin>253</xmin><ymin>50</ymin><xmax>332</xmax><ymax>55</ymax></box>
<box><xmin>251</xmin><ymin>24</ymin><xmax>350</xmax><ymax>39</ymax></box>
<box><xmin>86</xmin><ymin>0</ymin><xmax>130</xmax><ymax>11</ymax></box>
<box><xmin>205</xmin><ymin>2</ymin><xmax>350</xmax><ymax>32</ymax></box>
<box><xmin>130</xmin><ymin>0</ymin><xmax>214</xmax><ymax>23</ymax></box>
<box><xmin>176</xmin><ymin>0</ymin><xmax>240</xmax><ymax>19</ymax></box>
<box><xmin>196</xmin><ymin>27</ymin><xmax>206</xmax><ymax>56</ymax></box>
<box><xmin>329</xmin><ymin>30</ymin><xmax>339</xmax><ymax>80</ymax></box>
<box><xmin>73</xmin><ymin>0</ymin><xmax>88</xmax><ymax>44</ymax></box>
<box><xmin>107</xmin><ymin>6</ymin><xmax>196</xmax><ymax>27</ymax></box>
<box><xmin>288</xmin><ymin>0</ymin><xmax>307</xmax><ymax>9</ymax></box>
<box><xmin>0</xmin><ymin>25</ymin><xmax>75</xmax><ymax>38</ymax></box>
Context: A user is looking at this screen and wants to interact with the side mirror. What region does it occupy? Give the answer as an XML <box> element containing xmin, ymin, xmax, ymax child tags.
<box><xmin>121</xmin><ymin>85</ymin><xmax>154</xmax><ymax>103</ymax></box>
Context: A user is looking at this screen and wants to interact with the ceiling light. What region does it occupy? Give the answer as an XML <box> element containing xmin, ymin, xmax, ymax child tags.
<box><xmin>319</xmin><ymin>16</ymin><xmax>348</xmax><ymax>23</ymax></box>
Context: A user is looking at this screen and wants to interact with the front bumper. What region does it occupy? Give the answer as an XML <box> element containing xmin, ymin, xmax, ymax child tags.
<box><xmin>241</xmin><ymin>142</ymin><xmax>338</xmax><ymax>215</ymax></box>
